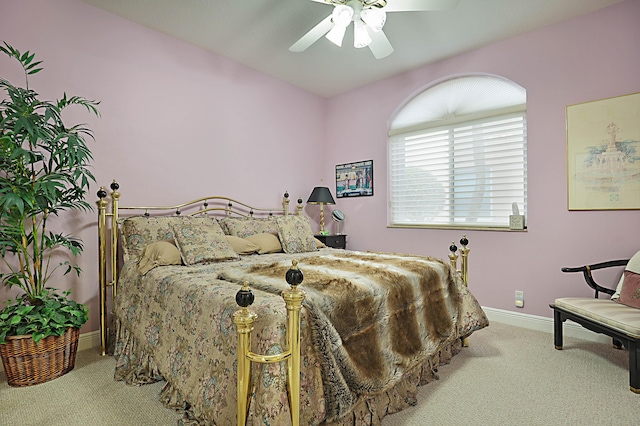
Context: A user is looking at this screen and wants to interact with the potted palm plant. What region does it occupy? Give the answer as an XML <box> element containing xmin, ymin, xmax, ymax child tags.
<box><xmin>0</xmin><ymin>42</ymin><xmax>98</xmax><ymax>386</ymax></box>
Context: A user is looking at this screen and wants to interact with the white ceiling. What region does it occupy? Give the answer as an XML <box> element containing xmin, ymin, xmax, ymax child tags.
<box><xmin>80</xmin><ymin>0</ymin><xmax>624</xmax><ymax>98</ymax></box>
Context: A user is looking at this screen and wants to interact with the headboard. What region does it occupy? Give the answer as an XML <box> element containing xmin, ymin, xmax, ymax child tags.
<box><xmin>95</xmin><ymin>180</ymin><xmax>302</xmax><ymax>355</ymax></box>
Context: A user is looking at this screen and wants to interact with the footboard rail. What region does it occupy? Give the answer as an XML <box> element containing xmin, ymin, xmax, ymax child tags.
<box><xmin>233</xmin><ymin>261</ymin><xmax>306</xmax><ymax>426</ymax></box>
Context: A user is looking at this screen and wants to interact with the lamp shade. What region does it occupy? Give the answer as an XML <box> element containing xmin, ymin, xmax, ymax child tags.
<box><xmin>307</xmin><ymin>187</ymin><xmax>336</xmax><ymax>205</ymax></box>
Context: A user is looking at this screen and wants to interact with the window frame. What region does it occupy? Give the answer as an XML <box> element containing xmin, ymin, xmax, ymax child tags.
<box><xmin>388</xmin><ymin>103</ymin><xmax>527</xmax><ymax>231</ymax></box>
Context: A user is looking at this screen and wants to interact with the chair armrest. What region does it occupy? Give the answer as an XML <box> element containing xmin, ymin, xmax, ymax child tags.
<box><xmin>561</xmin><ymin>259</ymin><xmax>629</xmax><ymax>298</ymax></box>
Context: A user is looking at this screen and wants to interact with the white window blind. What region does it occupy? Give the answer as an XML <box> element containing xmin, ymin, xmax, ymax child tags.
<box><xmin>389</xmin><ymin>111</ymin><xmax>527</xmax><ymax>228</ymax></box>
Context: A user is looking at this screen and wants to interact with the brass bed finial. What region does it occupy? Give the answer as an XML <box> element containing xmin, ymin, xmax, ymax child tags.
<box><xmin>233</xmin><ymin>261</ymin><xmax>306</xmax><ymax>426</ymax></box>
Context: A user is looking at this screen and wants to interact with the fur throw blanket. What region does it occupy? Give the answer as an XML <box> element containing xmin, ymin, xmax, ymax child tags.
<box><xmin>219</xmin><ymin>251</ymin><xmax>470</xmax><ymax>421</ymax></box>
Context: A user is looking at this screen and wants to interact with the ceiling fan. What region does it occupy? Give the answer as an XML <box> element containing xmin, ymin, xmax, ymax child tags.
<box><xmin>289</xmin><ymin>0</ymin><xmax>460</xmax><ymax>59</ymax></box>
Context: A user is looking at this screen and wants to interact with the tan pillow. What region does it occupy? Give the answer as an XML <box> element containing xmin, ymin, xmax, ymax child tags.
<box><xmin>275</xmin><ymin>215</ymin><xmax>317</xmax><ymax>254</ymax></box>
<box><xmin>220</xmin><ymin>217</ymin><xmax>279</xmax><ymax>238</ymax></box>
<box><xmin>245</xmin><ymin>233</ymin><xmax>283</xmax><ymax>254</ymax></box>
<box><xmin>226</xmin><ymin>235</ymin><xmax>259</xmax><ymax>255</ymax></box>
<box><xmin>137</xmin><ymin>240</ymin><xmax>182</xmax><ymax>275</ymax></box>
<box><xmin>120</xmin><ymin>216</ymin><xmax>219</xmax><ymax>262</ymax></box>
<box><xmin>315</xmin><ymin>238</ymin><xmax>326</xmax><ymax>249</ymax></box>
<box><xmin>171</xmin><ymin>222</ymin><xmax>239</xmax><ymax>265</ymax></box>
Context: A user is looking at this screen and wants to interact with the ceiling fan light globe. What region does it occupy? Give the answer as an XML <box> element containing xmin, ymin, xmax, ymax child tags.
<box><xmin>331</xmin><ymin>5</ymin><xmax>354</xmax><ymax>27</ymax></box>
<box><xmin>326</xmin><ymin>24</ymin><xmax>348</xmax><ymax>47</ymax></box>
<box><xmin>361</xmin><ymin>8</ymin><xmax>386</xmax><ymax>32</ymax></box>
<box><xmin>353</xmin><ymin>19</ymin><xmax>372</xmax><ymax>48</ymax></box>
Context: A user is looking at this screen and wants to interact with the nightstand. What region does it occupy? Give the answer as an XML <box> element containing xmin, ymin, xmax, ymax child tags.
<box><xmin>315</xmin><ymin>234</ymin><xmax>347</xmax><ymax>249</ymax></box>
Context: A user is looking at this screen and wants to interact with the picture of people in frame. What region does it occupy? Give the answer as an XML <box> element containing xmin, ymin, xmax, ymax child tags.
<box><xmin>336</xmin><ymin>160</ymin><xmax>373</xmax><ymax>198</ymax></box>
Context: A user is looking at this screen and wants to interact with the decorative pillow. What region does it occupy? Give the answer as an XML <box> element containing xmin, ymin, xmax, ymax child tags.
<box><xmin>171</xmin><ymin>221</ymin><xmax>239</xmax><ymax>265</ymax></box>
<box><xmin>315</xmin><ymin>238</ymin><xmax>326</xmax><ymax>249</ymax></box>
<box><xmin>226</xmin><ymin>235</ymin><xmax>260</xmax><ymax>255</ymax></box>
<box><xmin>137</xmin><ymin>240</ymin><xmax>182</xmax><ymax>275</ymax></box>
<box><xmin>245</xmin><ymin>233</ymin><xmax>283</xmax><ymax>254</ymax></box>
<box><xmin>220</xmin><ymin>217</ymin><xmax>279</xmax><ymax>239</ymax></box>
<box><xmin>275</xmin><ymin>215</ymin><xmax>317</xmax><ymax>254</ymax></box>
<box><xmin>120</xmin><ymin>216</ymin><xmax>219</xmax><ymax>262</ymax></box>
<box><xmin>614</xmin><ymin>270</ymin><xmax>640</xmax><ymax>309</ymax></box>
<box><xmin>612</xmin><ymin>250</ymin><xmax>640</xmax><ymax>300</ymax></box>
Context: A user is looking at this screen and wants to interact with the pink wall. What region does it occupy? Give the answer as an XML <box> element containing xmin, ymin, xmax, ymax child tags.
<box><xmin>1</xmin><ymin>0</ymin><xmax>639</xmax><ymax>336</ymax></box>
<box><xmin>0</xmin><ymin>0</ymin><xmax>326</xmax><ymax>333</ymax></box>
<box><xmin>323</xmin><ymin>0</ymin><xmax>640</xmax><ymax>316</ymax></box>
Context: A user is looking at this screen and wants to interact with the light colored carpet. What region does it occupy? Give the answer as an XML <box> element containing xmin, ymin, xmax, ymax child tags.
<box><xmin>1</xmin><ymin>321</ymin><xmax>638</xmax><ymax>425</ymax></box>
<box><xmin>383</xmin><ymin>321</ymin><xmax>638</xmax><ymax>426</ymax></box>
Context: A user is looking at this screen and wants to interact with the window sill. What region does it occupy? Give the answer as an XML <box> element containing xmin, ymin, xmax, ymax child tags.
<box><xmin>387</xmin><ymin>224</ymin><xmax>528</xmax><ymax>232</ymax></box>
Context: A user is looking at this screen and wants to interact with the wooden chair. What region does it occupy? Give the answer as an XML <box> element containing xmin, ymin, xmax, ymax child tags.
<box><xmin>550</xmin><ymin>258</ymin><xmax>640</xmax><ymax>394</ymax></box>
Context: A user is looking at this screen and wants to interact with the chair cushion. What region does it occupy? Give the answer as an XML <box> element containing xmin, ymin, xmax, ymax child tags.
<box><xmin>554</xmin><ymin>297</ymin><xmax>640</xmax><ymax>338</ymax></box>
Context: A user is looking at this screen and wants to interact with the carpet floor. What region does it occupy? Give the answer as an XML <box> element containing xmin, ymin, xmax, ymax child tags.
<box><xmin>1</xmin><ymin>321</ymin><xmax>638</xmax><ymax>425</ymax></box>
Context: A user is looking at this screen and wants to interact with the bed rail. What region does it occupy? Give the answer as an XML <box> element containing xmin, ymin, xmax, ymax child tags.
<box><xmin>96</xmin><ymin>180</ymin><xmax>300</xmax><ymax>356</ymax></box>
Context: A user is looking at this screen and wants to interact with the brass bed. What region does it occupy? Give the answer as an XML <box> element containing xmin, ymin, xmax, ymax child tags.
<box><xmin>96</xmin><ymin>181</ymin><xmax>489</xmax><ymax>425</ymax></box>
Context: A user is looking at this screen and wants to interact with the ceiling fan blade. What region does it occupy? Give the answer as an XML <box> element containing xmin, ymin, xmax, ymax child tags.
<box><xmin>382</xmin><ymin>0</ymin><xmax>460</xmax><ymax>12</ymax></box>
<box><xmin>289</xmin><ymin>15</ymin><xmax>335</xmax><ymax>52</ymax></box>
<box><xmin>368</xmin><ymin>29</ymin><xmax>394</xmax><ymax>59</ymax></box>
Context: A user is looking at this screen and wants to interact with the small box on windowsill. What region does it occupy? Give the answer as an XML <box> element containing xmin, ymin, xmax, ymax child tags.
<box><xmin>509</xmin><ymin>215</ymin><xmax>525</xmax><ymax>230</ymax></box>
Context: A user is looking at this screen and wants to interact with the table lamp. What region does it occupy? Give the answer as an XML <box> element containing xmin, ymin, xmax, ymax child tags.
<box><xmin>307</xmin><ymin>186</ymin><xmax>335</xmax><ymax>235</ymax></box>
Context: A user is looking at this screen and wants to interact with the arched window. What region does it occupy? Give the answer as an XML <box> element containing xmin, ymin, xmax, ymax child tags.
<box><xmin>388</xmin><ymin>75</ymin><xmax>527</xmax><ymax>230</ymax></box>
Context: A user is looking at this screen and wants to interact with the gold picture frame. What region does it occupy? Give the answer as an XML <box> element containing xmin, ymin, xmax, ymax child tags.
<box><xmin>567</xmin><ymin>92</ymin><xmax>640</xmax><ymax>210</ymax></box>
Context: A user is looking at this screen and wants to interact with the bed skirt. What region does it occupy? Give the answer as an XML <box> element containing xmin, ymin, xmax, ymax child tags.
<box><xmin>113</xmin><ymin>318</ymin><xmax>462</xmax><ymax>425</ymax></box>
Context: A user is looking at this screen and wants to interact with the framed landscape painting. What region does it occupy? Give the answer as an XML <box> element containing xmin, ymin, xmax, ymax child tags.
<box><xmin>335</xmin><ymin>160</ymin><xmax>373</xmax><ymax>198</ymax></box>
<box><xmin>566</xmin><ymin>92</ymin><xmax>640</xmax><ymax>210</ymax></box>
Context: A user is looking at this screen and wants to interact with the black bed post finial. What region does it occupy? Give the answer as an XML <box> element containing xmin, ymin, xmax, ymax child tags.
<box><xmin>235</xmin><ymin>282</ymin><xmax>255</xmax><ymax>309</ymax></box>
<box><xmin>286</xmin><ymin>260</ymin><xmax>304</xmax><ymax>289</ymax></box>
<box><xmin>97</xmin><ymin>187</ymin><xmax>107</xmax><ymax>200</ymax></box>
<box><xmin>460</xmin><ymin>235</ymin><xmax>469</xmax><ymax>249</ymax></box>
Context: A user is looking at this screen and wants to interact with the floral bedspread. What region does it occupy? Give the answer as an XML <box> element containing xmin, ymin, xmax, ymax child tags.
<box><xmin>112</xmin><ymin>249</ymin><xmax>488</xmax><ymax>425</ymax></box>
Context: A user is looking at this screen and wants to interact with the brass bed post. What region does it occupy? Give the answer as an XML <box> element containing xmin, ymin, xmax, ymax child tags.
<box><xmin>233</xmin><ymin>261</ymin><xmax>306</xmax><ymax>426</ymax></box>
<box><xmin>448</xmin><ymin>235</ymin><xmax>469</xmax><ymax>286</ymax></box>
<box><xmin>283</xmin><ymin>191</ymin><xmax>290</xmax><ymax>215</ymax></box>
<box><xmin>449</xmin><ymin>235</ymin><xmax>470</xmax><ymax>347</ymax></box>
<box><xmin>296</xmin><ymin>197</ymin><xmax>303</xmax><ymax>216</ymax></box>
<box><xmin>109</xmin><ymin>181</ymin><xmax>121</xmax><ymax>301</ymax></box>
<box><xmin>459</xmin><ymin>235</ymin><xmax>470</xmax><ymax>286</ymax></box>
<box><xmin>96</xmin><ymin>180</ymin><xmax>121</xmax><ymax>356</ymax></box>
<box><xmin>96</xmin><ymin>187</ymin><xmax>109</xmax><ymax>356</ymax></box>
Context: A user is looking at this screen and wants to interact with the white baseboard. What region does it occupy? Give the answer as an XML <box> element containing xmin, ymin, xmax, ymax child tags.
<box><xmin>78</xmin><ymin>329</ymin><xmax>102</xmax><ymax>352</ymax></box>
<box><xmin>482</xmin><ymin>306</ymin><xmax>611</xmax><ymax>345</ymax></box>
<box><xmin>1</xmin><ymin>329</ymin><xmax>102</xmax><ymax>374</ymax></box>
<box><xmin>2</xmin><ymin>311</ymin><xmax>613</xmax><ymax>374</ymax></box>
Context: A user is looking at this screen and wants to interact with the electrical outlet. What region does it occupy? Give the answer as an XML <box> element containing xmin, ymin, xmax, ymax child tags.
<box><xmin>515</xmin><ymin>290</ymin><xmax>524</xmax><ymax>308</ymax></box>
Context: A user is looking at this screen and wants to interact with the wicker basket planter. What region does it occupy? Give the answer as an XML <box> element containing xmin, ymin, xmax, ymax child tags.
<box><xmin>0</xmin><ymin>327</ymin><xmax>80</xmax><ymax>387</ymax></box>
